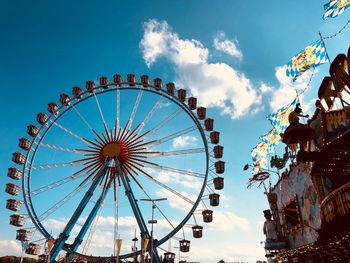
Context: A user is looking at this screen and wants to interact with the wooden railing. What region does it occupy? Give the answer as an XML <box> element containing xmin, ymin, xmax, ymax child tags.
<box><xmin>322</xmin><ymin>106</ymin><xmax>350</xmax><ymax>145</ymax></box>
<box><xmin>321</xmin><ymin>182</ymin><xmax>350</xmax><ymax>224</ymax></box>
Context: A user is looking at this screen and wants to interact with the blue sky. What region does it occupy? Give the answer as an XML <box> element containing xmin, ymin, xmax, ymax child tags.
<box><xmin>1</xmin><ymin>1</ymin><xmax>350</xmax><ymax>262</ymax></box>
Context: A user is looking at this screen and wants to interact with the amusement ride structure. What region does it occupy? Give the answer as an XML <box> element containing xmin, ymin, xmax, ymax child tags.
<box><xmin>246</xmin><ymin>46</ymin><xmax>350</xmax><ymax>263</ymax></box>
<box><xmin>5</xmin><ymin>74</ymin><xmax>225</xmax><ymax>262</ymax></box>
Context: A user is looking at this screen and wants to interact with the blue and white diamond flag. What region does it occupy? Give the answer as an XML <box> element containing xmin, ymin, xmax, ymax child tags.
<box><xmin>286</xmin><ymin>39</ymin><xmax>329</xmax><ymax>81</ymax></box>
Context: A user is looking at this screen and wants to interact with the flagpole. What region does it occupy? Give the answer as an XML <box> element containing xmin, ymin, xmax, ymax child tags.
<box><xmin>295</xmin><ymin>89</ymin><xmax>300</xmax><ymax>104</ymax></box>
<box><xmin>319</xmin><ymin>31</ymin><xmax>331</xmax><ymax>63</ymax></box>
<box><xmin>19</xmin><ymin>247</ymin><xmax>24</xmax><ymax>263</ymax></box>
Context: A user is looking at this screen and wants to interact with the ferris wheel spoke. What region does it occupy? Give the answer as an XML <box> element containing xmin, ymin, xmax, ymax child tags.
<box><xmin>125</xmin><ymin>89</ymin><xmax>144</xmax><ymax>131</ymax></box>
<box><xmin>124</xmin><ymin>133</ymin><xmax>151</xmax><ymax>149</ymax></box>
<box><xmin>127</xmin><ymin>139</ymin><xmax>157</xmax><ymax>151</ymax></box>
<box><xmin>83</xmin><ymin>152</ymin><xmax>100</xmax><ymax>157</ymax></box>
<box><xmin>120</xmin><ymin>124</ymin><xmax>142</xmax><ymax>144</ymax></box>
<box><xmin>144</xmin><ymin>163</ymin><xmax>205</xmax><ymax>179</ymax></box>
<box><xmin>100</xmin><ymin>131</ymin><xmax>109</xmax><ymax>145</ymax></box>
<box><xmin>77</xmin><ymin>163</ymin><xmax>103</xmax><ymax>188</ymax></box>
<box><xmin>37</xmin><ymin>142</ymin><xmax>84</xmax><ymax>154</ymax></box>
<box><xmin>118</xmin><ymin>126</ymin><xmax>129</xmax><ymax>143</ymax></box>
<box><xmin>70</xmin><ymin>104</ymin><xmax>112</xmax><ymax>145</ymax></box>
<box><xmin>122</xmin><ymin>163</ymin><xmax>147</xmax><ymax>191</ymax></box>
<box><xmin>146</xmin><ymin>125</ymin><xmax>197</xmax><ymax>147</ymax></box>
<box><xmin>50</xmin><ymin>120</ymin><xmax>89</xmax><ymax>145</ymax></box>
<box><xmin>93</xmin><ymin>91</ymin><xmax>110</xmax><ymax>135</ymax></box>
<box><xmin>120</xmin><ymin>128</ymin><xmax>152</xmax><ymax>150</ymax></box>
<box><xmin>124</xmin><ymin>161</ymin><xmax>195</xmax><ymax>205</ymax></box>
<box><xmin>139</xmin><ymin>172</ymin><xmax>195</xmax><ymax>205</ymax></box>
<box><xmin>118</xmin><ymin>128</ymin><xmax>147</xmax><ymax>151</ymax></box>
<box><xmin>114</xmin><ymin>126</ymin><xmax>121</xmax><ymax>142</ymax></box>
<box><xmin>122</xmin><ymin>161</ymin><xmax>139</xmax><ymax>177</ymax></box>
<box><xmin>136</xmin><ymin>95</ymin><xmax>165</xmax><ymax>135</ymax></box>
<box><xmin>145</xmin><ymin>108</ymin><xmax>182</xmax><ymax>138</ymax></box>
<box><xmin>38</xmin><ymin>180</ymin><xmax>93</xmax><ymax>221</ymax></box>
<box><xmin>116</xmin><ymin>89</ymin><xmax>121</xmax><ymax>131</ymax></box>
<box><xmin>30</xmin><ymin>160</ymin><xmax>85</xmax><ymax>170</ymax></box>
<box><xmin>71</xmin><ymin>104</ymin><xmax>94</xmax><ymax>131</ymax></box>
<box><xmin>73</xmin><ymin>160</ymin><xmax>101</xmax><ymax>178</ymax></box>
<box><xmin>142</xmin><ymin>148</ymin><xmax>205</xmax><ymax>158</ymax></box>
<box><xmin>156</xmin><ymin>206</ymin><xmax>176</xmax><ymax>229</ymax></box>
<box><xmin>92</xmin><ymin>129</ymin><xmax>109</xmax><ymax>146</ymax></box>
<box><xmin>137</xmin><ymin>181</ymin><xmax>176</xmax><ymax>230</ymax></box>
<box><xmin>81</xmin><ymin>141</ymin><xmax>101</xmax><ymax>151</ymax></box>
<box><xmin>30</xmin><ymin>173</ymin><xmax>85</xmax><ymax>196</ymax></box>
<box><xmin>67</xmin><ymin>155</ymin><xmax>98</xmax><ymax>164</ymax></box>
<box><xmin>127</xmin><ymin>156</ymin><xmax>160</xmax><ymax>167</ymax></box>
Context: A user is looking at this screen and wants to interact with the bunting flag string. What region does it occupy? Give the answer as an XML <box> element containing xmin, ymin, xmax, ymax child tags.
<box><xmin>251</xmin><ymin>142</ymin><xmax>269</xmax><ymax>174</ymax></box>
<box><xmin>250</xmin><ymin>97</ymin><xmax>300</xmax><ymax>173</ymax></box>
<box><xmin>252</xmin><ymin>156</ymin><xmax>268</xmax><ymax>174</ymax></box>
<box><xmin>267</xmin><ymin>97</ymin><xmax>299</xmax><ymax>134</ymax></box>
<box><xmin>298</xmin><ymin>67</ymin><xmax>316</xmax><ymax>96</ymax></box>
<box><xmin>323</xmin><ymin>18</ymin><xmax>350</xmax><ymax>39</ymax></box>
<box><xmin>251</xmin><ymin>141</ymin><xmax>268</xmax><ymax>159</ymax></box>
<box><xmin>259</xmin><ymin>128</ymin><xmax>281</xmax><ymax>153</ymax></box>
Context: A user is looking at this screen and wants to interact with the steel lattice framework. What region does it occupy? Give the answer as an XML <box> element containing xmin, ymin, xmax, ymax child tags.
<box><xmin>6</xmin><ymin>74</ymin><xmax>226</xmax><ymax>263</ymax></box>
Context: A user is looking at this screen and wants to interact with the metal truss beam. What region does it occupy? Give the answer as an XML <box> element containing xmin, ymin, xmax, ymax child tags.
<box><xmin>49</xmin><ymin>159</ymin><xmax>111</xmax><ymax>262</ymax></box>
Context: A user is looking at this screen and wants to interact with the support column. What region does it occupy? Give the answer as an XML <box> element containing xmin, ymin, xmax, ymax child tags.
<box><xmin>66</xmin><ymin>177</ymin><xmax>114</xmax><ymax>262</ymax></box>
<box><xmin>116</xmin><ymin>160</ymin><xmax>160</xmax><ymax>263</ymax></box>
<box><xmin>50</xmin><ymin>159</ymin><xmax>111</xmax><ymax>262</ymax></box>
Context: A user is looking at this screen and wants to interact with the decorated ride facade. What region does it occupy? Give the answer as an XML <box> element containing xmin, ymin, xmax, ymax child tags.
<box><xmin>263</xmin><ymin>46</ymin><xmax>350</xmax><ymax>262</ymax></box>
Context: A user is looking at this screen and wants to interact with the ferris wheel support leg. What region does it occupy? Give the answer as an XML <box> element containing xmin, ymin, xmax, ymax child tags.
<box><xmin>66</xmin><ymin>178</ymin><xmax>113</xmax><ymax>262</ymax></box>
<box><xmin>117</xmin><ymin>160</ymin><xmax>160</xmax><ymax>263</ymax></box>
<box><xmin>117</xmin><ymin>160</ymin><xmax>149</xmax><ymax>239</ymax></box>
<box><xmin>49</xmin><ymin>159</ymin><xmax>112</xmax><ymax>263</ymax></box>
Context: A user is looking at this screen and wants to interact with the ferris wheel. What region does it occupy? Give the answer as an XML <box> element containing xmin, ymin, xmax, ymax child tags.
<box><xmin>6</xmin><ymin>73</ymin><xmax>225</xmax><ymax>263</ymax></box>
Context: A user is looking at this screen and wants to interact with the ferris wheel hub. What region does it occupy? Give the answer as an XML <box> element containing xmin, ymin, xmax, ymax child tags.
<box><xmin>100</xmin><ymin>141</ymin><xmax>129</xmax><ymax>164</ymax></box>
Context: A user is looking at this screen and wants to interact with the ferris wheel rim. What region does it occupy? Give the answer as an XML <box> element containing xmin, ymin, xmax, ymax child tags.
<box><xmin>22</xmin><ymin>83</ymin><xmax>210</xmax><ymax>259</ymax></box>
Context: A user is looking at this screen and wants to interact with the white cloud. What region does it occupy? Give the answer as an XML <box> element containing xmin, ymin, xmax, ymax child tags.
<box><xmin>213</xmin><ymin>31</ymin><xmax>242</xmax><ymax>59</ymax></box>
<box><xmin>154</xmin><ymin>170</ymin><xmax>203</xmax><ymax>191</ymax></box>
<box><xmin>261</xmin><ymin>65</ymin><xmax>317</xmax><ymax>114</ymax></box>
<box><xmin>44</xmin><ymin>218</ymin><xmax>68</xmax><ymax>231</ymax></box>
<box><xmin>259</xmin><ymin>83</ymin><xmax>273</xmax><ymax>94</ymax></box>
<box><xmin>95</xmin><ymin>215</ymin><xmax>138</xmax><ymax>230</ymax></box>
<box><xmin>189</xmin><ymin>241</ymin><xmax>265</xmax><ymax>263</ymax></box>
<box><xmin>0</xmin><ymin>240</ymin><xmax>21</xmax><ymax>256</ymax></box>
<box><xmin>156</xmin><ymin>188</ymin><xmax>197</xmax><ymax>212</ymax></box>
<box><xmin>154</xmin><ymin>218</ymin><xmax>179</xmax><ymax>232</ymax></box>
<box><xmin>30</xmin><ymin>208</ymin><xmax>256</xmax><ymax>262</ymax></box>
<box><xmin>172</xmin><ymin>135</ymin><xmax>197</xmax><ymax>148</ymax></box>
<box><xmin>211</xmin><ymin>211</ymin><xmax>250</xmax><ymax>231</ymax></box>
<box><xmin>140</xmin><ymin>19</ymin><xmax>261</xmax><ymax>119</ymax></box>
<box><xmin>155</xmin><ymin>171</ymin><xmax>171</xmax><ymax>183</ymax></box>
<box><xmin>159</xmin><ymin>102</ymin><xmax>170</xmax><ymax>108</ymax></box>
<box><xmin>140</xmin><ymin>20</ymin><xmax>208</xmax><ymax>67</ymax></box>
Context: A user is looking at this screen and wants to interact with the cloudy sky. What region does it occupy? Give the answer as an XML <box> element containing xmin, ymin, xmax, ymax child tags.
<box><xmin>0</xmin><ymin>1</ymin><xmax>350</xmax><ymax>262</ymax></box>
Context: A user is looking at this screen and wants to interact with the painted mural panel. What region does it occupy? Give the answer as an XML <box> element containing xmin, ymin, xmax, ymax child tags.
<box><xmin>273</xmin><ymin>163</ymin><xmax>321</xmax><ymax>249</ymax></box>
